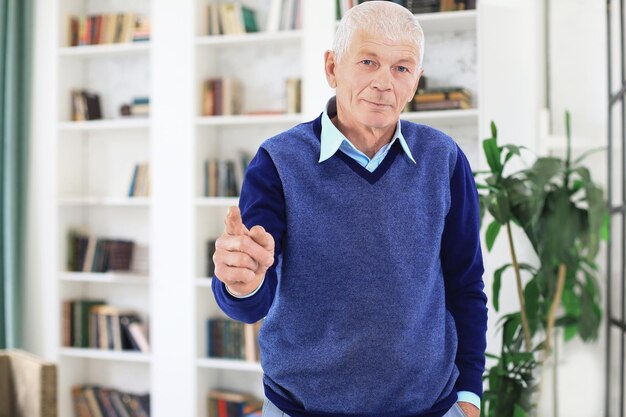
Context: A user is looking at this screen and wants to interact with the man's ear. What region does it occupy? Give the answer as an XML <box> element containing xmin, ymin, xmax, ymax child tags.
<box><xmin>324</xmin><ymin>50</ymin><xmax>337</xmax><ymax>89</ymax></box>
<box><xmin>408</xmin><ymin>67</ymin><xmax>425</xmax><ymax>102</ymax></box>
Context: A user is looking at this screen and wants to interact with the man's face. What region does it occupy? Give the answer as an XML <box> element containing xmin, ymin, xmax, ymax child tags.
<box><xmin>325</xmin><ymin>30</ymin><xmax>423</xmax><ymax>132</ymax></box>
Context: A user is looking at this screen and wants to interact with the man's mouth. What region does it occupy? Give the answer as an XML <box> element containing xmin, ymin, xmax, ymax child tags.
<box><xmin>363</xmin><ymin>99</ymin><xmax>391</xmax><ymax>108</ymax></box>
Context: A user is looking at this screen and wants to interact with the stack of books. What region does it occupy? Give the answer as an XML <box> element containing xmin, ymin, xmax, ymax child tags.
<box><xmin>67</xmin><ymin>231</ymin><xmax>135</xmax><ymax>273</ymax></box>
<box><xmin>72</xmin><ymin>385</ymin><xmax>150</xmax><ymax>417</ymax></box>
<box><xmin>337</xmin><ymin>0</ymin><xmax>476</xmax><ymax>18</ymax></box>
<box><xmin>71</xmin><ymin>90</ymin><xmax>102</xmax><ymax>121</ymax></box>
<box><xmin>204</xmin><ymin>151</ymin><xmax>252</xmax><ymax>198</ymax></box>
<box><xmin>207</xmin><ymin>317</ymin><xmax>262</xmax><ymax>362</ymax></box>
<box><xmin>62</xmin><ymin>300</ymin><xmax>150</xmax><ymax>352</ymax></box>
<box><xmin>411</xmin><ymin>86</ymin><xmax>472</xmax><ymax>111</ymax></box>
<box><xmin>67</xmin><ymin>13</ymin><xmax>151</xmax><ymax>46</ymax></box>
<box><xmin>266</xmin><ymin>0</ymin><xmax>302</xmax><ymax>32</ymax></box>
<box><xmin>202</xmin><ymin>77</ymin><xmax>243</xmax><ymax>116</ymax></box>
<box><xmin>208</xmin><ymin>389</ymin><xmax>263</xmax><ymax>417</ymax></box>
<box><xmin>204</xmin><ymin>3</ymin><xmax>259</xmax><ymax>35</ymax></box>
<box><xmin>128</xmin><ymin>162</ymin><xmax>150</xmax><ymax>197</ymax></box>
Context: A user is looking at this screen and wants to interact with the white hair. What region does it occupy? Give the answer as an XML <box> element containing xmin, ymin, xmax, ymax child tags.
<box><xmin>333</xmin><ymin>1</ymin><xmax>425</xmax><ymax>67</ymax></box>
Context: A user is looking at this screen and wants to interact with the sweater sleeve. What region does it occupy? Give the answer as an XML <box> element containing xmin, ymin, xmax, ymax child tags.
<box><xmin>212</xmin><ymin>146</ymin><xmax>286</xmax><ymax>324</ymax></box>
<box><xmin>441</xmin><ymin>144</ymin><xmax>489</xmax><ymax>398</ymax></box>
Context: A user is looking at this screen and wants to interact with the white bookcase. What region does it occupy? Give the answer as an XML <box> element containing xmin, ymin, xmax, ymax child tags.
<box><xmin>47</xmin><ymin>1</ymin><xmax>483</xmax><ymax>416</ymax></box>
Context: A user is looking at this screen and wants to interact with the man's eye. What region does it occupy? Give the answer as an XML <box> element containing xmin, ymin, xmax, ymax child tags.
<box><xmin>397</xmin><ymin>66</ymin><xmax>409</xmax><ymax>73</ymax></box>
<box><xmin>361</xmin><ymin>59</ymin><xmax>373</xmax><ymax>65</ymax></box>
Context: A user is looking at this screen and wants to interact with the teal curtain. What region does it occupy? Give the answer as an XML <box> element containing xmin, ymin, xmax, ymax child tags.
<box><xmin>0</xmin><ymin>0</ymin><xmax>33</xmax><ymax>349</ymax></box>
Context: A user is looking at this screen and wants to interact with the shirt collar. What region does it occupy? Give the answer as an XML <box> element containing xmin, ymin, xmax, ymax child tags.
<box><xmin>319</xmin><ymin>97</ymin><xmax>416</xmax><ymax>165</ymax></box>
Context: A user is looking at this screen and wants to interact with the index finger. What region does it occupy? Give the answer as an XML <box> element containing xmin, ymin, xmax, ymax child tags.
<box><xmin>224</xmin><ymin>206</ymin><xmax>249</xmax><ymax>236</ymax></box>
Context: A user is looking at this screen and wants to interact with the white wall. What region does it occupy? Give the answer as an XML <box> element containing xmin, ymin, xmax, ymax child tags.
<box><xmin>479</xmin><ymin>1</ymin><xmax>608</xmax><ymax>416</ymax></box>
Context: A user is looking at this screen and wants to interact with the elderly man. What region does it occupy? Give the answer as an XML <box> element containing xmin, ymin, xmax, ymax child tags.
<box><xmin>211</xmin><ymin>2</ymin><xmax>487</xmax><ymax>417</ymax></box>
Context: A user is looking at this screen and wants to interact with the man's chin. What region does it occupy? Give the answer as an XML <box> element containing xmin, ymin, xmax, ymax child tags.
<box><xmin>359</xmin><ymin>113</ymin><xmax>398</xmax><ymax>130</ymax></box>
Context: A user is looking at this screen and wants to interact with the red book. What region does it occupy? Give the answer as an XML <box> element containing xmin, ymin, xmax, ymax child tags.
<box><xmin>217</xmin><ymin>399</ymin><xmax>228</xmax><ymax>417</ymax></box>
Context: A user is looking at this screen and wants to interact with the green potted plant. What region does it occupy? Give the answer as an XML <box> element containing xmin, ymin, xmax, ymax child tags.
<box><xmin>475</xmin><ymin>111</ymin><xmax>608</xmax><ymax>417</ymax></box>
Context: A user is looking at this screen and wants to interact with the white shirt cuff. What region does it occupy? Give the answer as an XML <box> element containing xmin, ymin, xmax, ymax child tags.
<box><xmin>457</xmin><ymin>391</ymin><xmax>481</xmax><ymax>410</ymax></box>
<box><xmin>225</xmin><ymin>276</ymin><xmax>265</xmax><ymax>299</ymax></box>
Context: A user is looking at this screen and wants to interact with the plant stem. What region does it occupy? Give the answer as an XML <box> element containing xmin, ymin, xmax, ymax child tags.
<box><xmin>545</xmin><ymin>264</ymin><xmax>567</xmax><ymax>354</ymax></box>
<box><xmin>506</xmin><ymin>221</ymin><xmax>533</xmax><ymax>351</ymax></box>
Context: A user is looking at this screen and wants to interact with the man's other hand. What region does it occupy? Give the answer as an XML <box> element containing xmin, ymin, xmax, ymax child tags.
<box><xmin>458</xmin><ymin>402</ymin><xmax>480</xmax><ymax>417</ymax></box>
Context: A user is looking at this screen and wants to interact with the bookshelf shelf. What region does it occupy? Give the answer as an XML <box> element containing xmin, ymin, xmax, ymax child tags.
<box><xmin>196</xmin><ymin>357</ymin><xmax>262</xmax><ymax>373</ymax></box>
<box><xmin>196</xmin><ymin>114</ymin><xmax>303</xmax><ymax>127</ymax></box>
<box><xmin>195</xmin><ymin>197</ymin><xmax>239</xmax><ymax>207</ymax></box>
<box><xmin>59</xmin><ymin>348</ymin><xmax>152</xmax><ymax>363</ymax></box>
<box><xmin>59</xmin><ymin>272</ymin><xmax>150</xmax><ymax>284</ymax></box>
<box><xmin>58</xmin><ymin>42</ymin><xmax>151</xmax><ymax>58</ymax></box>
<box><xmin>401</xmin><ymin>109</ymin><xmax>480</xmax><ymax>126</ymax></box>
<box><xmin>195</xmin><ymin>30</ymin><xmax>303</xmax><ymax>47</ymax></box>
<box><xmin>58</xmin><ymin>196</ymin><xmax>151</xmax><ymax>207</ymax></box>
<box><xmin>415</xmin><ymin>10</ymin><xmax>477</xmax><ymax>33</ymax></box>
<box><xmin>58</xmin><ymin>118</ymin><xmax>150</xmax><ymax>132</ymax></box>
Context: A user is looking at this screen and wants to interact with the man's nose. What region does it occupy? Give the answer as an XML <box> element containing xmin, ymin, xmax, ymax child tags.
<box><xmin>371</xmin><ymin>69</ymin><xmax>392</xmax><ymax>91</ymax></box>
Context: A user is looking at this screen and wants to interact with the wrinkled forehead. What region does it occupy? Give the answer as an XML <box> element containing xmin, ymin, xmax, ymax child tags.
<box><xmin>349</xmin><ymin>29</ymin><xmax>421</xmax><ymax>59</ymax></box>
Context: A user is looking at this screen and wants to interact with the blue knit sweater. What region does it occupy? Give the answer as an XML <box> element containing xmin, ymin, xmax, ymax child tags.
<box><xmin>212</xmin><ymin>114</ymin><xmax>488</xmax><ymax>417</ymax></box>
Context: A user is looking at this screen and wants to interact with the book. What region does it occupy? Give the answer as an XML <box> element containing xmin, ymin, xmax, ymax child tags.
<box><xmin>207</xmin><ymin>317</ymin><xmax>262</xmax><ymax>361</ymax></box>
<box><xmin>412</xmin><ymin>99</ymin><xmax>471</xmax><ymax>111</ymax></box>
<box><xmin>286</xmin><ymin>78</ymin><xmax>302</xmax><ymax>114</ymax></box>
<box><xmin>71</xmin><ymin>386</ymin><xmax>93</xmax><ymax>417</ymax></box>
<box><xmin>73</xmin><ymin>299</ymin><xmax>106</xmax><ymax>348</ymax></box>
<box><xmin>207</xmin><ymin>239</ymin><xmax>216</xmax><ymax>277</ymax></box>
<box><xmin>208</xmin><ymin>389</ymin><xmax>263</xmax><ymax>417</ymax></box>
<box><xmin>266</xmin><ymin>0</ymin><xmax>282</xmax><ymax>32</ymax></box>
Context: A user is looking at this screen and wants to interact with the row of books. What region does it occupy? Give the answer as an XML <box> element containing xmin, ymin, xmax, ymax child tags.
<box><xmin>63</xmin><ymin>300</ymin><xmax>150</xmax><ymax>352</ymax></box>
<box><xmin>337</xmin><ymin>0</ymin><xmax>475</xmax><ymax>17</ymax></box>
<box><xmin>267</xmin><ymin>0</ymin><xmax>302</xmax><ymax>32</ymax></box>
<box><xmin>120</xmin><ymin>97</ymin><xmax>150</xmax><ymax>118</ymax></box>
<box><xmin>67</xmin><ymin>232</ymin><xmax>135</xmax><ymax>273</ymax></box>
<box><xmin>128</xmin><ymin>163</ymin><xmax>151</xmax><ymax>197</ymax></box>
<box><xmin>203</xmin><ymin>151</ymin><xmax>252</xmax><ymax>198</ymax></box>
<box><xmin>201</xmin><ymin>77</ymin><xmax>301</xmax><ymax>117</ymax></box>
<box><xmin>72</xmin><ymin>90</ymin><xmax>102</xmax><ymax>121</ymax></box>
<box><xmin>410</xmin><ymin>85</ymin><xmax>472</xmax><ymax>111</ymax></box>
<box><xmin>206</xmin><ymin>239</ymin><xmax>217</xmax><ymax>277</ymax></box>
<box><xmin>202</xmin><ymin>77</ymin><xmax>243</xmax><ymax>116</ymax></box>
<box><xmin>208</xmin><ymin>389</ymin><xmax>262</xmax><ymax>417</ymax></box>
<box><xmin>204</xmin><ymin>3</ymin><xmax>258</xmax><ymax>36</ymax></box>
<box><xmin>67</xmin><ymin>13</ymin><xmax>150</xmax><ymax>47</ymax></box>
<box><xmin>72</xmin><ymin>385</ymin><xmax>150</xmax><ymax>417</ymax></box>
<box><xmin>207</xmin><ymin>317</ymin><xmax>262</xmax><ymax>362</ymax></box>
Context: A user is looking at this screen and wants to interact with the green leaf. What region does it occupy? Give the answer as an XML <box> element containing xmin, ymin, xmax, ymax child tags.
<box><xmin>513</xmin><ymin>404</ymin><xmax>528</xmax><ymax>417</ymax></box>
<box><xmin>529</xmin><ymin>157</ymin><xmax>564</xmax><ymax>186</ymax></box>
<box><xmin>503</xmin><ymin>144</ymin><xmax>523</xmax><ymax>164</ymax></box>
<box><xmin>493</xmin><ymin>264</ymin><xmax>511</xmax><ymax>312</ymax></box>
<box><xmin>600</xmin><ymin>212</ymin><xmax>610</xmax><ymax>241</ymax></box>
<box><xmin>486</xmin><ymin>220</ymin><xmax>502</xmax><ymax>251</ymax></box>
<box><xmin>573</xmin><ymin>146</ymin><xmax>608</xmax><ymax>165</ymax></box>
<box><xmin>490</xmin><ymin>121</ymin><xmax>498</xmax><ymax>139</ymax></box>
<box><xmin>564</xmin><ymin>324</ymin><xmax>577</xmax><ymax>341</ymax></box>
<box><xmin>562</xmin><ymin>287</ymin><xmax>581</xmax><ymax>317</ymax></box>
<box><xmin>483</xmin><ymin>137</ymin><xmax>503</xmax><ymax>175</ymax></box>
<box><xmin>524</xmin><ymin>278</ymin><xmax>540</xmax><ymax>336</ymax></box>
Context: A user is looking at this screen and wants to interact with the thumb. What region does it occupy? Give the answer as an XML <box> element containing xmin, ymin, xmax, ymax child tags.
<box><xmin>224</xmin><ymin>206</ymin><xmax>249</xmax><ymax>236</ymax></box>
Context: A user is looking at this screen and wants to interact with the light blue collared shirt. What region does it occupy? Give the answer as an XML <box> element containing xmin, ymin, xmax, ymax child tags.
<box><xmin>319</xmin><ymin>97</ymin><xmax>416</xmax><ymax>172</ymax></box>
<box><xmin>319</xmin><ymin>97</ymin><xmax>481</xmax><ymax>411</ymax></box>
